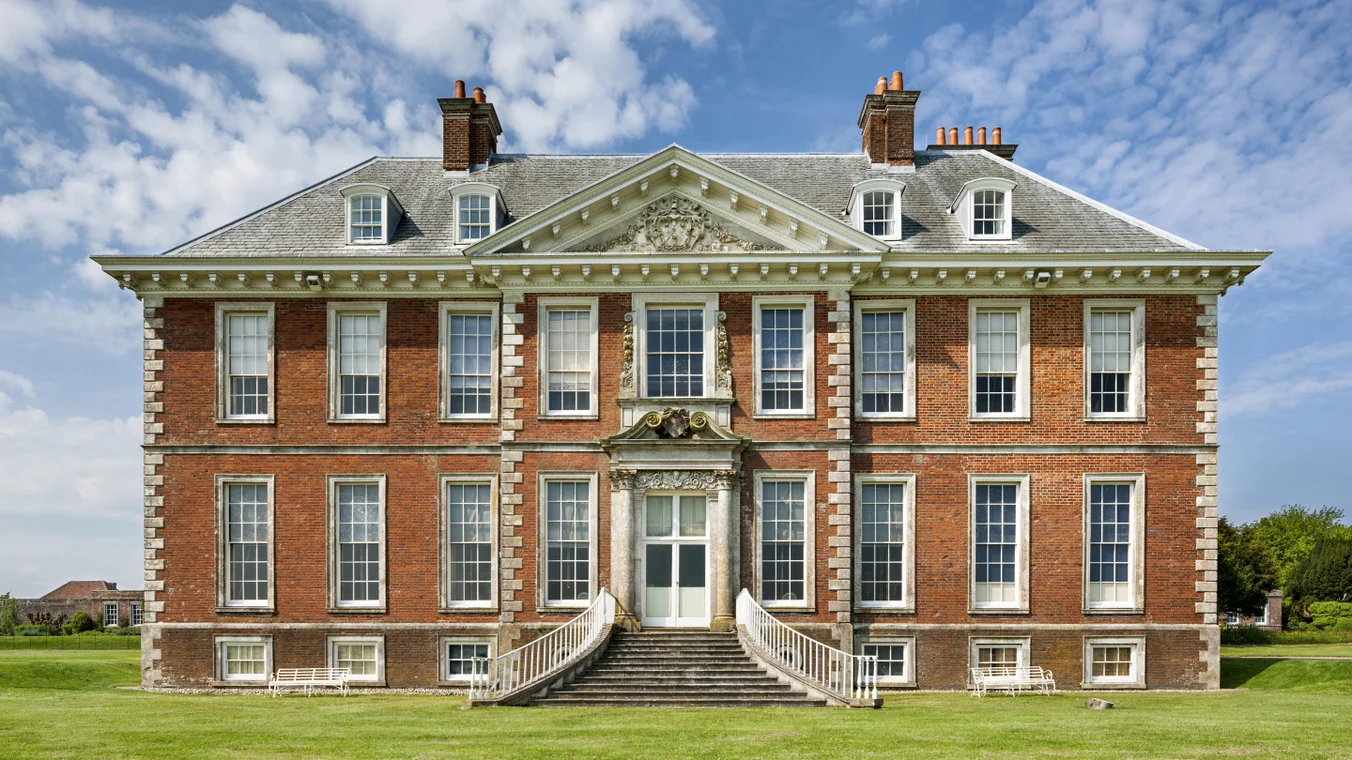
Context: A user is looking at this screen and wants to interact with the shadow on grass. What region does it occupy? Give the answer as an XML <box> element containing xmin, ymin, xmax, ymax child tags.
<box><xmin>1220</xmin><ymin>657</ymin><xmax>1280</xmax><ymax>689</ymax></box>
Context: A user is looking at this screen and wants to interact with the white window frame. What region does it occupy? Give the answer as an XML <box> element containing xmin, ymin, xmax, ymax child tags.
<box><xmin>439</xmin><ymin>301</ymin><xmax>500</xmax><ymax>422</ymax></box>
<box><xmin>968</xmin><ymin>474</ymin><xmax>1031</xmax><ymax>614</ymax></box>
<box><xmin>968</xmin><ymin>299</ymin><xmax>1031</xmax><ymax>422</ymax></box>
<box><xmin>328</xmin><ymin>302</ymin><xmax>388</xmax><ymax>423</ymax></box>
<box><xmin>853</xmin><ymin>299</ymin><xmax>916</xmax><ymax>421</ymax></box>
<box><xmin>451</xmin><ymin>183</ymin><xmax>503</xmax><ymax>245</ymax></box>
<box><xmin>341</xmin><ymin>184</ymin><xmax>403</xmax><ymax>246</ymax></box>
<box><xmin>537</xmin><ymin>297</ymin><xmax>600</xmax><ymax>419</ymax></box>
<box><xmin>854</xmin><ymin>473</ymin><xmax>916</xmax><ymax>612</ymax></box>
<box><xmin>1083</xmin><ymin>473</ymin><xmax>1146</xmax><ymax>614</ymax></box>
<box><xmin>326</xmin><ymin>635</ymin><xmax>385</xmax><ymax>685</ymax></box>
<box><xmin>1225</xmin><ymin>611</ymin><xmax>1240</xmax><ymax>626</ymax></box>
<box><xmin>439</xmin><ymin>636</ymin><xmax>496</xmax><ymax>685</ymax></box>
<box><xmin>439</xmin><ymin>474</ymin><xmax>499</xmax><ymax>611</ymax></box>
<box><xmin>752</xmin><ymin>295</ymin><xmax>816</xmax><ymax>418</ymax></box>
<box><xmin>857</xmin><ymin>636</ymin><xmax>916</xmax><ymax>687</ymax></box>
<box><xmin>1083</xmin><ymin>300</ymin><xmax>1147</xmax><ymax>421</ymax></box>
<box><xmin>951</xmin><ymin>177</ymin><xmax>1016</xmax><ymax>242</ymax></box>
<box><xmin>215</xmin><ymin>635</ymin><xmax>272</xmax><ymax>685</ymax></box>
<box><xmin>102</xmin><ymin>602</ymin><xmax>119</xmax><ymax>628</ymax></box>
<box><xmin>1253</xmin><ymin>605</ymin><xmax>1268</xmax><ymax>626</ymax></box>
<box><xmin>849</xmin><ymin>179</ymin><xmax>905</xmax><ymax>242</ymax></box>
<box><xmin>129</xmin><ymin>602</ymin><xmax>142</xmax><ymax>626</ymax></box>
<box><xmin>969</xmin><ymin>636</ymin><xmax>1030</xmax><ymax>682</ymax></box>
<box><xmin>327</xmin><ymin>475</ymin><xmax>388</xmax><ymax>612</ymax></box>
<box><xmin>214</xmin><ymin>303</ymin><xmax>275</xmax><ymax>424</ymax></box>
<box><xmin>537</xmin><ymin>472</ymin><xmax>600</xmax><ymax>610</ymax></box>
<box><xmin>214</xmin><ymin>474</ymin><xmax>276</xmax><ymax>612</ymax></box>
<box><xmin>1083</xmin><ymin>636</ymin><xmax>1146</xmax><ymax>689</ymax></box>
<box><xmin>753</xmin><ymin>470</ymin><xmax>817</xmax><ymax>611</ymax></box>
<box><xmin>633</xmin><ymin>293</ymin><xmax>719</xmax><ymax>400</ymax></box>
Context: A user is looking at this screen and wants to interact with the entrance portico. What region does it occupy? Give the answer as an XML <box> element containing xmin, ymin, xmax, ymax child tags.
<box><xmin>603</xmin><ymin>408</ymin><xmax>746</xmax><ymax>631</ymax></box>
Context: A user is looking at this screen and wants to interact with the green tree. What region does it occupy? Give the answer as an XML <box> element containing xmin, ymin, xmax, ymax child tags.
<box><xmin>1218</xmin><ymin>518</ymin><xmax>1279</xmax><ymax>617</ymax></box>
<box><xmin>0</xmin><ymin>594</ymin><xmax>17</xmax><ymax>636</ymax></box>
<box><xmin>1250</xmin><ymin>506</ymin><xmax>1352</xmax><ymax>585</ymax></box>
<box><xmin>65</xmin><ymin>611</ymin><xmax>99</xmax><ymax>635</ymax></box>
<box><xmin>1287</xmin><ymin>538</ymin><xmax>1352</xmax><ymax>606</ymax></box>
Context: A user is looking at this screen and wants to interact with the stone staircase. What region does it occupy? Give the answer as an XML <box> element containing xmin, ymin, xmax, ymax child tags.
<box><xmin>533</xmin><ymin>629</ymin><xmax>828</xmax><ymax>707</ymax></box>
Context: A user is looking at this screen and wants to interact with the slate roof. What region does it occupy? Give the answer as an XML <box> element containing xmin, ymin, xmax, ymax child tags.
<box><xmin>163</xmin><ymin>150</ymin><xmax>1197</xmax><ymax>257</ymax></box>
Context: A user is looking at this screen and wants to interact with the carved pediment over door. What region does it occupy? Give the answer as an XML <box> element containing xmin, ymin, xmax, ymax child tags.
<box><xmin>582</xmin><ymin>196</ymin><xmax>766</xmax><ymax>253</ymax></box>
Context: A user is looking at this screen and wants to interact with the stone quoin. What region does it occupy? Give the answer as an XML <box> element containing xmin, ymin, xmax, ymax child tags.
<box><xmin>95</xmin><ymin>71</ymin><xmax>1268</xmax><ymax>694</ymax></box>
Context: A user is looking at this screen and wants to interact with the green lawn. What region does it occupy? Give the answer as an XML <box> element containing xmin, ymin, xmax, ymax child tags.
<box><xmin>3</xmin><ymin>650</ymin><xmax>1352</xmax><ymax>759</ymax></box>
<box><xmin>1221</xmin><ymin>643</ymin><xmax>1352</xmax><ymax>658</ymax></box>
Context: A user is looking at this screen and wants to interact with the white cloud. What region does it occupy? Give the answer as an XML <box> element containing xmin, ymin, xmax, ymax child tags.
<box><xmin>0</xmin><ymin>391</ymin><xmax>140</xmax><ymax>520</ymax></box>
<box><xmin>0</xmin><ymin>370</ymin><xmax>36</xmax><ymax>399</ymax></box>
<box><xmin>325</xmin><ymin>0</ymin><xmax>715</xmax><ymax>150</ymax></box>
<box><xmin>866</xmin><ymin>34</ymin><xmax>891</xmax><ymax>51</ymax></box>
<box><xmin>0</xmin><ymin>290</ymin><xmax>142</xmax><ymax>354</ymax></box>
<box><xmin>1225</xmin><ymin>341</ymin><xmax>1352</xmax><ymax>417</ymax></box>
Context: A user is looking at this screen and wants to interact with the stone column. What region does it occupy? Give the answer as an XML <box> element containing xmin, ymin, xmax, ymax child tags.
<box><xmin>710</xmin><ymin>469</ymin><xmax>741</xmax><ymax>631</ymax></box>
<box><xmin>608</xmin><ymin>468</ymin><xmax>639</xmax><ymax>630</ymax></box>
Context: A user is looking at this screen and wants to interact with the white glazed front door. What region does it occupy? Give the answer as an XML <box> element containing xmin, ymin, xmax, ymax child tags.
<box><xmin>641</xmin><ymin>493</ymin><xmax>710</xmax><ymax>628</ymax></box>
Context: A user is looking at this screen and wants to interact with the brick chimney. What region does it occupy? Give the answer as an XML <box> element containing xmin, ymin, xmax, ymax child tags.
<box><xmin>857</xmin><ymin>71</ymin><xmax>919</xmax><ymax>167</ymax></box>
<box><xmin>438</xmin><ymin>81</ymin><xmax>503</xmax><ymax>172</ymax></box>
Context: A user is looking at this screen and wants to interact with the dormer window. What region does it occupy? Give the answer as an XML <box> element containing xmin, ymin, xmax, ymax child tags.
<box><xmin>340</xmin><ymin>185</ymin><xmax>404</xmax><ymax>246</ymax></box>
<box><xmin>848</xmin><ymin>180</ymin><xmax>905</xmax><ymax>242</ymax></box>
<box><xmin>951</xmin><ymin>177</ymin><xmax>1016</xmax><ymax>242</ymax></box>
<box><xmin>452</xmin><ymin>183</ymin><xmax>506</xmax><ymax>245</ymax></box>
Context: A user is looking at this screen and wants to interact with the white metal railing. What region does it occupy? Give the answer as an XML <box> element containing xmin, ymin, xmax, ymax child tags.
<box><xmin>467</xmin><ymin>588</ymin><xmax>616</xmax><ymax>702</ymax></box>
<box><xmin>736</xmin><ymin>589</ymin><xmax>878</xmax><ymax>702</ymax></box>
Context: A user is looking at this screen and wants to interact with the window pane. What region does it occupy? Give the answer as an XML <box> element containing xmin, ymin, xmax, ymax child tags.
<box><xmin>227</xmin><ymin>483</ymin><xmax>269</xmax><ymax>603</ymax></box>
<box><xmin>446</xmin><ymin>642</ymin><xmax>491</xmax><ymax>677</ymax></box>
<box><xmin>861</xmin><ymin>642</ymin><xmax>908</xmax><ymax>679</ymax></box>
<box><xmin>977</xmin><ymin>645</ymin><xmax>1019</xmax><ymax>669</ymax></box>
<box><xmin>761</xmin><ymin>480</ymin><xmax>806</xmax><ymax>603</ymax></box>
<box><xmin>546</xmin><ymin>309</ymin><xmax>592</xmax><ymax>412</ymax></box>
<box><xmin>974</xmin><ymin>310</ymin><xmax>1018</xmax><ymax>414</ymax></box>
<box><xmin>859</xmin><ymin>483</ymin><xmax>906</xmax><ymax>604</ymax></box>
<box><xmin>973</xmin><ymin>484</ymin><xmax>1018</xmax><ymax>606</ymax></box>
<box><xmin>337</xmin><ymin>483</ymin><xmax>381</xmax><ymax>604</ymax></box>
<box><xmin>226</xmin><ymin>313</ymin><xmax>270</xmax><ymax>417</ymax></box>
<box><xmin>447</xmin><ymin>483</ymin><xmax>493</xmax><ymax>603</ymax></box>
<box><xmin>1090</xmin><ymin>645</ymin><xmax>1134</xmax><ymax>679</ymax></box>
<box><xmin>349</xmin><ymin>194</ymin><xmax>384</xmax><ymax>241</ymax></box>
<box><xmin>972</xmin><ymin>190</ymin><xmax>1005</xmax><ymax>236</ymax></box>
<box><xmin>860</xmin><ymin>311</ymin><xmax>906</xmax><ymax>414</ymax></box>
<box><xmin>223</xmin><ymin>643</ymin><xmax>267</xmax><ymax>678</ymax></box>
<box><xmin>338</xmin><ymin>313</ymin><xmax>382</xmax><ymax>416</ymax></box>
<box><xmin>760</xmin><ymin>307</ymin><xmax>806</xmax><ymax>411</ymax></box>
<box><xmin>335</xmin><ymin>643</ymin><xmax>378</xmax><ymax>677</ymax></box>
<box><xmin>458</xmin><ymin>194</ymin><xmax>492</xmax><ymax>241</ymax></box>
<box><xmin>645</xmin><ymin>307</ymin><xmax>704</xmax><ymax>398</ymax></box>
<box><xmin>546</xmin><ymin>480</ymin><xmax>590</xmax><ymax>603</ymax></box>
<box><xmin>447</xmin><ymin>313</ymin><xmax>494</xmax><ymax>416</ymax></box>
<box><xmin>862</xmin><ymin>190</ymin><xmax>894</xmax><ymax>237</ymax></box>
<box><xmin>1090</xmin><ymin>310</ymin><xmax>1133</xmax><ymax>414</ymax></box>
<box><xmin>1088</xmin><ymin>483</ymin><xmax>1133</xmax><ymax>605</ymax></box>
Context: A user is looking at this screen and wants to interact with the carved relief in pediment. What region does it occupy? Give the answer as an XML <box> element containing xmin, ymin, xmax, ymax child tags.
<box><xmin>582</xmin><ymin>196</ymin><xmax>763</xmax><ymax>253</ymax></box>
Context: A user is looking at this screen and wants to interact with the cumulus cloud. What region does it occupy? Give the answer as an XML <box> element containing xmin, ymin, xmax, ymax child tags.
<box><xmin>1225</xmin><ymin>341</ymin><xmax>1352</xmax><ymax>417</ymax></box>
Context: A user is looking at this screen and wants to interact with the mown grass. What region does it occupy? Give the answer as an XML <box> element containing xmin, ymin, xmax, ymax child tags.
<box><xmin>1221</xmin><ymin>642</ymin><xmax>1352</xmax><ymax>658</ymax></box>
<box><xmin>3</xmin><ymin>650</ymin><xmax>1352</xmax><ymax>759</ymax></box>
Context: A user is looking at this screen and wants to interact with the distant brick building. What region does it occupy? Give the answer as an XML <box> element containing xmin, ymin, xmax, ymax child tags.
<box><xmin>97</xmin><ymin>71</ymin><xmax>1267</xmax><ymax>692</ymax></box>
<box><xmin>16</xmin><ymin>581</ymin><xmax>144</xmax><ymax>628</ymax></box>
<box><xmin>1227</xmin><ymin>590</ymin><xmax>1283</xmax><ymax>631</ymax></box>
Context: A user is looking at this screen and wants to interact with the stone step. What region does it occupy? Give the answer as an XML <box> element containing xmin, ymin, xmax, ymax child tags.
<box><xmin>570</xmin><ymin>677</ymin><xmax>790</xmax><ymax>688</ymax></box>
<box><xmin>575</xmin><ymin>672</ymin><xmax>780</xmax><ymax>683</ymax></box>
<box><xmin>550</xmin><ymin>687</ymin><xmax>797</xmax><ymax>699</ymax></box>
<box><xmin>538</xmin><ymin>696</ymin><xmax>828</xmax><ymax>708</ymax></box>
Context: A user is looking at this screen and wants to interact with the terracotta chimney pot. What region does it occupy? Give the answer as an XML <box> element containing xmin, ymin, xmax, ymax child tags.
<box><xmin>963</xmin><ymin>126</ymin><xmax>973</xmax><ymax>145</ymax></box>
<box><xmin>454</xmin><ymin>80</ymin><xmax>466</xmax><ymax>99</ymax></box>
<box><xmin>977</xmin><ymin>126</ymin><xmax>987</xmax><ymax>145</ymax></box>
<box><xmin>949</xmin><ymin>127</ymin><xmax>959</xmax><ymax>144</ymax></box>
<box><xmin>874</xmin><ymin>77</ymin><xmax>887</xmax><ymax>95</ymax></box>
<box><xmin>472</xmin><ymin>87</ymin><xmax>485</xmax><ymax>104</ymax></box>
<box><xmin>992</xmin><ymin>127</ymin><xmax>1002</xmax><ymax>145</ymax></box>
<box><xmin>890</xmin><ymin>71</ymin><xmax>903</xmax><ymax>91</ymax></box>
<box><xmin>935</xmin><ymin>127</ymin><xmax>946</xmax><ymax>145</ymax></box>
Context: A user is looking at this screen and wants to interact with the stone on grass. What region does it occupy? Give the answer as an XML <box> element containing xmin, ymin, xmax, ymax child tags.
<box><xmin>1085</xmin><ymin>698</ymin><xmax>1114</xmax><ymax>710</ymax></box>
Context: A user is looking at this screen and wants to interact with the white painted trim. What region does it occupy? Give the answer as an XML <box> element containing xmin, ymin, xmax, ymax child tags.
<box><xmin>1082</xmin><ymin>473</ymin><xmax>1147</xmax><ymax>614</ymax></box>
<box><xmin>854</xmin><ymin>473</ymin><xmax>917</xmax><ymax>613</ymax></box>
<box><xmin>451</xmin><ymin>183</ymin><xmax>505</xmax><ymax>244</ymax></box>
<box><xmin>968</xmin><ymin>299</ymin><xmax>1031</xmax><ymax>422</ymax></box>
<box><xmin>341</xmin><ymin>184</ymin><xmax>403</xmax><ymax>246</ymax></box>
<box><xmin>439</xmin><ymin>636</ymin><xmax>497</xmax><ymax>685</ymax></box>
<box><xmin>214</xmin><ymin>302</ymin><xmax>275</xmax><ymax>424</ymax></box>
<box><xmin>214</xmin><ymin>474</ymin><xmax>276</xmax><ymax>613</ymax></box>
<box><xmin>967</xmin><ymin>474</ymin><xmax>1031</xmax><ymax>614</ymax></box>
<box><xmin>1083</xmin><ymin>299</ymin><xmax>1147</xmax><ymax>421</ymax></box>
<box><xmin>327</xmin><ymin>474</ymin><xmax>388</xmax><ymax>612</ymax></box>
<box><xmin>439</xmin><ymin>474</ymin><xmax>500</xmax><ymax>611</ymax></box>
<box><xmin>215</xmin><ymin>634</ymin><xmax>273</xmax><ymax>685</ymax></box>
<box><xmin>327</xmin><ymin>302</ymin><xmax>388</xmax><ymax>423</ymax></box>
<box><xmin>970</xmin><ymin>148</ymin><xmax>1206</xmax><ymax>251</ymax></box>
<box><xmin>1082</xmin><ymin>635</ymin><xmax>1147</xmax><ymax>688</ymax></box>
<box><xmin>752</xmin><ymin>294</ymin><xmax>816</xmax><ymax>418</ymax></box>
<box><xmin>536</xmin><ymin>471</ymin><xmax>601</xmax><ymax>610</ymax></box>
<box><xmin>326</xmin><ymin>634</ymin><xmax>386</xmax><ymax>684</ymax></box>
<box><xmin>856</xmin><ymin>635</ymin><xmax>917</xmax><ymax>687</ymax></box>
<box><xmin>752</xmin><ymin>469</ymin><xmax>817</xmax><ymax>611</ymax></box>
<box><xmin>968</xmin><ymin>636</ymin><xmax>1031</xmax><ymax>681</ymax></box>
<box><xmin>631</xmin><ymin>292</ymin><xmax>719</xmax><ymax>401</ymax></box>
<box><xmin>949</xmin><ymin>177</ymin><xmax>1016</xmax><ymax>243</ymax></box>
<box><xmin>853</xmin><ymin>299</ymin><xmax>916</xmax><ymax>421</ymax></box>
<box><xmin>439</xmin><ymin>300</ymin><xmax>501</xmax><ymax>422</ymax></box>
<box><xmin>848</xmin><ymin>179</ymin><xmax>906</xmax><ymax>242</ymax></box>
<box><xmin>536</xmin><ymin>297</ymin><xmax>600</xmax><ymax>419</ymax></box>
<box><xmin>102</xmin><ymin>601</ymin><xmax>120</xmax><ymax>628</ymax></box>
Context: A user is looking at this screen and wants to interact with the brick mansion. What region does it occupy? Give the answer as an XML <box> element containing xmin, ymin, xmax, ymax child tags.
<box><xmin>96</xmin><ymin>71</ymin><xmax>1267</xmax><ymax>698</ymax></box>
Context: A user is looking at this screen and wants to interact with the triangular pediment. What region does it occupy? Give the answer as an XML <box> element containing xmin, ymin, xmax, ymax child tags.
<box><xmin>464</xmin><ymin>145</ymin><xmax>888</xmax><ymax>256</ymax></box>
<box><xmin>603</xmin><ymin>407</ymin><xmax>746</xmax><ymax>445</ymax></box>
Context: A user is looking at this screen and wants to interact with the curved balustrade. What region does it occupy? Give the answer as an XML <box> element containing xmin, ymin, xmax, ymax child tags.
<box><xmin>468</xmin><ymin>588</ymin><xmax>616</xmax><ymax>702</ymax></box>
<box><xmin>735</xmin><ymin>589</ymin><xmax>878</xmax><ymax>703</ymax></box>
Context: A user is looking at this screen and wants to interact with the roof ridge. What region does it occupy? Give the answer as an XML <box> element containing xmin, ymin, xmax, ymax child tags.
<box><xmin>965</xmin><ymin>149</ymin><xmax>1206</xmax><ymax>251</ymax></box>
<box><xmin>157</xmin><ymin>156</ymin><xmax>382</xmax><ymax>256</ymax></box>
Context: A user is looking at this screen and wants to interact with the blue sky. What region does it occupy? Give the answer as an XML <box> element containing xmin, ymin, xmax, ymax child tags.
<box><xmin>0</xmin><ymin>0</ymin><xmax>1348</xmax><ymax>597</ymax></box>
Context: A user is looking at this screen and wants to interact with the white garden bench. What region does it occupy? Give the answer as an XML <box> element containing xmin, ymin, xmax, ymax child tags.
<box><xmin>268</xmin><ymin>667</ymin><xmax>351</xmax><ymax>697</ymax></box>
<box><xmin>970</xmin><ymin>666</ymin><xmax>1056</xmax><ymax>697</ymax></box>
